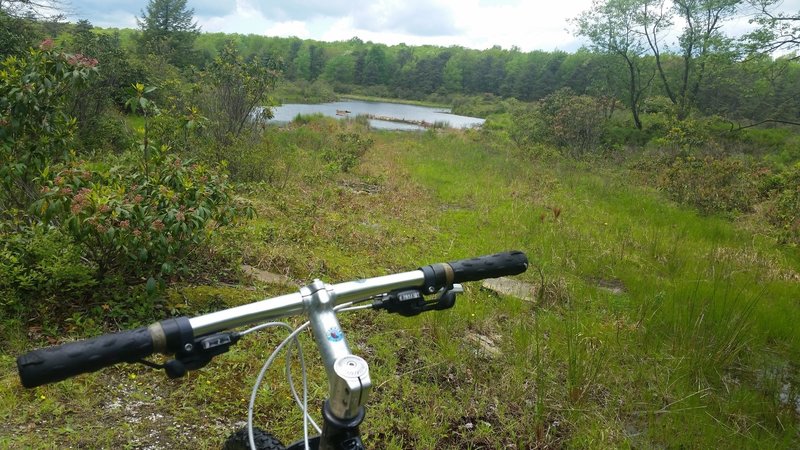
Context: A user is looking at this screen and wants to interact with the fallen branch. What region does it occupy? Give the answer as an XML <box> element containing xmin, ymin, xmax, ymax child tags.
<box><xmin>728</xmin><ymin>118</ymin><xmax>800</xmax><ymax>132</ymax></box>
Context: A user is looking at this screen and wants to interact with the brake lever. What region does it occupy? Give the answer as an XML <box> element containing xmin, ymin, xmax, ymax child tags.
<box><xmin>136</xmin><ymin>332</ymin><xmax>241</xmax><ymax>378</ymax></box>
<box><xmin>373</xmin><ymin>284</ymin><xmax>463</xmax><ymax>317</ymax></box>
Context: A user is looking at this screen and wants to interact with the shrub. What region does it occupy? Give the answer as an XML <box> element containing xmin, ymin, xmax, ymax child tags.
<box><xmin>508</xmin><ymin>100</ymin><xmax>547</xmax><ymax>150</ymax></box>
<box><xmin>0</xmin><ymin>41</ymin><xmax>96</xmax><ymax>216</ymax></box>
<box><xmin>35</xmin><ymin>151</ymin><xmax>252</xmax><ymax>284</ymax></box>
<box><xmin>0</xmin><ymin>225</ymin><xmax>97</xmax><ymax>315</ymax></box>
<box><xmin>323</xmin><ymin>132</ymin><xmax>374</xmax><ymax>172</ymax></box>
<box><xmin>765</xmin><ymin>163</ymin><xmax>800</xmax><ymax>245</ymax></box>
<box><xmin>659</xmin><ymin>156</ymin><xmax>760</xmax><ymax>215</ymax></box>
<box><xmin>77</xmin><ymin>110</ymin><xmax>136</xmax><ymax>153</ymax></box>
<box><xmin>650</xmin><ymin>116</ymin><xmax>714</xmax><ymax>154</ymax></box>
<box><xmin>224</xmin><ymin>134</ymin><xmax>300</xmax><ymax>186</ymax></box>
<box><xmin>147</xmin><ymin>105</ymin><xmax>207</xmax><ymax>155</ymax></box>
<box><xmin>200</xmin><ymin>41</ymin><xmax>280</xmax><ymax>146</ymax></box>
<box><xmin>735</xmin><ymin>127</ymin><xmax>793</xmax><ymax>155</ymax></box>
<box><xmin>548</xmin><ymin>94</ymin><xmax>605</xmax><ymax>156</ymax></box>
<box><xmin>0</xmin><ymin>43</ymin><xmax>252</xmax><ymax>321</ymax></box>
<box><xmin>0</xmin><ymin>12</ymin><xmax>40</xmax><ymax>58</ymax></box>
<box><xmin>508</xmin><ymin>90</ymin><xmax>607</xmax><ymax>157</ymax></box>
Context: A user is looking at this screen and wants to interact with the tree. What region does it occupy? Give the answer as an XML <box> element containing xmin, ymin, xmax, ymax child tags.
<box><xmin>442</xmin><ymin>53</ymin><xmax>463</xmax><ymax>93</ymax></box>
<box><xmin>323</xmin><ymin>54</ymin><xmax>355</xmax><ymax>85</ymax></box>
<box><xmin>309</xmin><ymin>44</ymin><xmax>326</xmax><ymax>81</ymax></box>
<box><xmin>404</xmin><ymin>51</ymin><xmax>450</xmax><ymax>95</ymax></box>
<box><xmin>638</xmin><ymin>0</ymin><xmax>675</xmax><ymax>104</ymax></box>
<box><xmin>0</xmin><ymin>0</ymin><xmax>65</xmax><ymax>20</ymax></box>
<box><xmin>746</xmin><ymin>0</ymin><xmax>800</xmax><ymax>59</ymax></box>
<box><xmin>291</xmin><ymin>43</ymin><xmax>325</xmax><ymax>81</ymax></box>
<box><xmin>637</xmin><ymin>0</ymin><xmax>743</xmax><ymax>116</ymax></box>
<box><xmin>137</xmin><ymin>0</ymin><xmax>199</xmax><ymax>67</ymax></box>
<box><xmin>201</xmin><ymin>41</ymin><xmax>281</xmax><ymax>147</ymax></box>
<box><xmin>352</xmin><ymin>48</ymin><xmax>367</xmax><ymax>84</ymax></box>
<box><xmin>535</xmin><ymin>51</ymin><xmax>568</xmax><ymax>99</ymax></box>
<box><xmin>293</xmin><ymin>44</ymin><xmax>311</xmax><ymax>81</ymax></box>
<box><xmin>470</xmin><ymin>46</ymin><xmax>507</xmax><ymax>95</ymax></box>
<box><xmin>285</xmin><ymin>38</ymin><xmax>303</xmax><ymax>79</ymax></box>
<box><xmin>672</xmin><ymin>0</ymin><xmax>742</xmax><ymax>116</ymax></box>
<box><xmin>0</xmin><ymin>10</ymin><xmax>38</xmax><ymax>57</ymax></box>
<box><xmin>363</xmin><ymin>45</ymin><xmax>389</xmax><ymax>85</ymax></box>
<box><xmin>575</xmin><ymin>0</ymin><xmax>653</xmax><ymax>129</ymax></box>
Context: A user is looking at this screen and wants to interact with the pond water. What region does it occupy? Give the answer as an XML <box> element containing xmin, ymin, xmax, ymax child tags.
<box><xmin>268</xmin><ymin>99</ymin><xmax>485</xmax><ymax>131</ymax></box>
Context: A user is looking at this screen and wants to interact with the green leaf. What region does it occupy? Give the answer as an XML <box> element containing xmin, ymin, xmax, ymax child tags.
<box><xmin>146</xmin><ymin>277</ymin><xmax>157</xmax><ymax>293</ymax></box>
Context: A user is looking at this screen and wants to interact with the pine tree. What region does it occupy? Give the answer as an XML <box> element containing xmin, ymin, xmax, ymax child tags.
<box><xmin>136</xmin><ymin>0</ymin><xmax>199</xmax><ymax>67</ymax></box>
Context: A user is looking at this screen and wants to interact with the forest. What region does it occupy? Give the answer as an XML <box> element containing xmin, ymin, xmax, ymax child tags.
<box><xmin>1</xmin><ymin>0</ymin><xmax>800</xmax><ymax>448</ymax></box>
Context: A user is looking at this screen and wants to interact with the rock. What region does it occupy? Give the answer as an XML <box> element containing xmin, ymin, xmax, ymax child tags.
<box><xmin>592</xmin><ymin>277</ymin><xmax>626</xmax><ymax>295</ymax></box>
<box><xmin>338</xmin><ymin>180</ymin><xmax>381</xmax><ymax>195</ymax></box>
<box><xmin>466</xmin><ymin>332</ymin><xmax>502</xmax><ymax>358</ymax></box>
<box><xmin>241</xmin><ymin>265</ymin><xmax>295</xmax><ymax>286</ymax></box>
<box><xmin>481</xmin><ymin>277</ymin><xmax>537</xmax><ymax>303</ymax></box>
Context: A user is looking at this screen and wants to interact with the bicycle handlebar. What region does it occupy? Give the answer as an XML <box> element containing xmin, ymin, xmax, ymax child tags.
<box><xmin>18</xmin><ymin>326</ymin><xmax>154</xmax><ymax>388</ymax></box>
<box><xmin>448</xmin><ymin>250</ymin><xmax>528</xmax><ymax>283</ymax></box>
<box><xmin>418</xmin><ymin>250</ymin><xmax>528</xmax><ymax>294</ymax></box>
<box><xmin>17</xmin><ymin>317</ymin><xmax>193</xmax><ymax>388</ymax></box>
<box><xmin>17</xmin><ymin>251</ymin><xmax>528</xmax><ymax>388</ymax></box>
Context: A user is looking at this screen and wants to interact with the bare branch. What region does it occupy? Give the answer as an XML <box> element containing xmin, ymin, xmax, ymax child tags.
<box><xmin>0</xmin><ymin>0</ymin><xmax>70</xmax><ymax>20</ymax></box>
<box><xmin>729</xmin><ymin>118</ymin><xmax>800</xmax><ymax>131</ymax></box>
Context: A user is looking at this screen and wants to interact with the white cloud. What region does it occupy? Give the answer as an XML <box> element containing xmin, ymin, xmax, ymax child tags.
<box><xmin>447</xmin><ymin>0</ymin><xmax>587</xmax><ymax>50</ymax></box>
<box><xmin>63</xmin><ymin>0</ymin><xmax>594</xmax><ymax>50</ymax></box>
<box><xmin>264</xmin><ymin>21</ymin><xmax>312</xmax><ymax>39</ymax></box>
<box><xmin>68</xmin><ymin>0</ymin><xmax>800</xmax><ymax>52</ymax></box>
<box><xmin>316</xmin><ymin>0</ymin><xmax>587</xmax><ymax>51</ymax></box>
<box><xmin>247</xmin><ymin>0</ymin><xmax>373</xmax><ymax>22</ymax></box>
<box><xmin>351</xmin><ymin>0</ymin><xmax>460</xmax><ymax>36</ymax></box>
<box><xmin>196</xmin><ymin>0</ymin><xmax>269</xmax><ymax>35</ymax></box>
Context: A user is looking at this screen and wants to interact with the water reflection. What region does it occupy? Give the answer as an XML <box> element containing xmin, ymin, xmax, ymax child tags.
<box><xmin>268</xmin><ymin>100</ymin><xmax>484</xmax><ymax>131</ymax></box>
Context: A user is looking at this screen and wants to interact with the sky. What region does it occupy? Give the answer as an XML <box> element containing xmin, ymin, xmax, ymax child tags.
<box><xmin>64</xmin><ymin>0</ymin><xmax>800</xmax><ymax>53</ymax></box>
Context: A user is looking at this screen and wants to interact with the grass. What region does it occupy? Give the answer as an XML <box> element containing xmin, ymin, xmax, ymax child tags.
<box><xmin>2</xmin><ymin>120</ymin><xmax>800</xmax><ymax>448</ymax></box>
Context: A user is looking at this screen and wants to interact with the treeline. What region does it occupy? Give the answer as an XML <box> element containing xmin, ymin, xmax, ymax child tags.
<box><xmin>82</xmin><ymin>29</ymin><xmax>798</xmax><ymax>125</ymax></box>
<box><xmin>3</xmin><ymin>1</ymin><xmax>800</xmax><ymax>127</ymax></box>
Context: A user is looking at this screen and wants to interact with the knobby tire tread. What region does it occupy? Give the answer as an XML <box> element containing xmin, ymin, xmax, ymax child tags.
<box><xmin>222</xmin><ymin>427</ymin><xmax>285</xmax><ymax>450</ymax></box>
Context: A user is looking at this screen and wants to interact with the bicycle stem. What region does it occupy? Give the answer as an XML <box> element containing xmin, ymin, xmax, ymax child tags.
<box><xmin>302</xmin><ymin>279</ymin><xmax>372</xmax><ymax>421</ymax></box>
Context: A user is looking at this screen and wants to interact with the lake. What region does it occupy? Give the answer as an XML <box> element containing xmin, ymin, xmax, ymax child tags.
<box><xmin>268</xmin><ymin>99</ymin><xmax>485</xmax><ymax>131</ymax></box>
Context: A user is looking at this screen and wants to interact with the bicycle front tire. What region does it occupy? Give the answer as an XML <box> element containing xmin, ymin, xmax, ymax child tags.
<box><xmin>223</xmin><ymin>427</ymin><xmax>285</xmax><ymax>450</ymax></box>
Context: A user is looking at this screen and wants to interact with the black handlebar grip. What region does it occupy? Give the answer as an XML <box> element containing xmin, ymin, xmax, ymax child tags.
<box><xmin>446</xmin><ymin>250</ymin><xmax>528</xmax><ymax>284</ymax></box>
<box><xmin>17</xmin><ymin>326</ymin><xmax>155</xmax><ymax>388</ymax></box>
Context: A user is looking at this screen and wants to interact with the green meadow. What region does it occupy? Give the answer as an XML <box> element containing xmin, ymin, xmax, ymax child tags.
<box><xmin>3</xmin><ymin>119</ymin><xmax>798</xmax><ymax>448</ymax></box>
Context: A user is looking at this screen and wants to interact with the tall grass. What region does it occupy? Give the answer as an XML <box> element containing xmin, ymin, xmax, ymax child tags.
<box><xmin>565</xmin><ymin>311</ymin><xmax>606</xmax><ymax>403</ymax></box>
<box><xmin>646</xmin><ymin>277</ymin><xmax>758</xmax><ymax>382</ymax></box>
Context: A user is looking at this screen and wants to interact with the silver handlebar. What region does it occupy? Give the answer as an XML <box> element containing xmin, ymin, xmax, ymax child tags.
<box><xmin>188</xmin><ymin>269</ymin><xmax>426</xmax><ymax>336</ymax></box>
